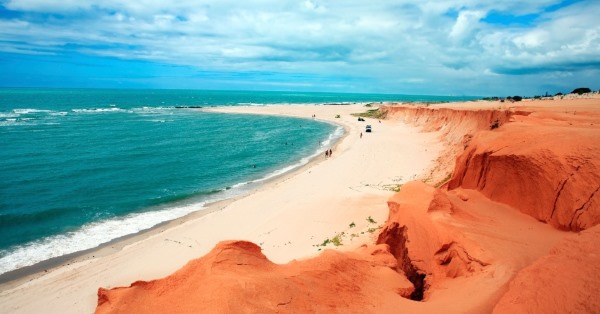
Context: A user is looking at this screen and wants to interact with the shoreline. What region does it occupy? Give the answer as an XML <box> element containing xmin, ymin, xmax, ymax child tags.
<box><xmin>0</xmin><ymin>103</ymin><xmax>443</xmax><ymax>313</ymax></box>
<box><xmin>0</xmin><ymin>106</ymin><xmax>349</xmax><ymax>287</ymax></box>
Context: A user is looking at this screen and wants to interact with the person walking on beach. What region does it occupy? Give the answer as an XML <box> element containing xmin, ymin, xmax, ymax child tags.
<box><xmin>360</xmin><ymin>132</ymin><xmax>363</xmax><ymax>139</ymax></box>
<box><xmin>325</xmin><ymin>150</ymin><xmax>329</xmax><ymax>158</ymax></box>
<box><xmin>329</xmin><ymin>149</ymin><xmax>332</xmax><ymax>156</ymax></box>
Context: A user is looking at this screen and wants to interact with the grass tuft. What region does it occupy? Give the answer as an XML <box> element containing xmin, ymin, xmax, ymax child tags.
<box><xmin>351</xmin><ymin>108</ymin><xmax>388</xmax><ymax>119</ymax></box>
<box><xmin>434</xmin><ymin>172</ymin><xmax>453</xmax><ymax>188</ymax></box>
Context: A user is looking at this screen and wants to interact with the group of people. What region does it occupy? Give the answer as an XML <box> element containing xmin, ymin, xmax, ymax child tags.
<box><xmin>324</xmin><ymin>148</ymin><xmax>333</xmax><ymax>158</ymax></box>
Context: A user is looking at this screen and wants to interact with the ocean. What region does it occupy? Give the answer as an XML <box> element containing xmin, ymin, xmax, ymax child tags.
<box><xmin>0</xmin><ymin>88</ymin><xmax>477</xmax><ymax>276</ymax></box>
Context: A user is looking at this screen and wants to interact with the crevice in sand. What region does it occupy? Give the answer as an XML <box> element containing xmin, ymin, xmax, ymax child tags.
<box><xmin>550</xmin><ymin>177</ymin><xmax>569</xmax><ymax>219</ymax></box>
<box><xmin>476</xmin><ymin>151</ymin><xmax>492</xmax><ymax>190</ymax></box>
<box><xmin>456</xmin><ymin>148</ymin><xmax>476</xmax><ymax>187</ymax></box>
<box><xmin>569</xmin><ymin>185</ymin><xmax>600</xmax><ymax>230</ymax></box>
<box><xmin>376</xmin><ymin>222</ymin><xmax>426</xmax><ymax>301</ymax></box>
<box><xmin>550</xmin><ymin>164</ymin><xmax>581</xmax><ymax>220</ymax></box>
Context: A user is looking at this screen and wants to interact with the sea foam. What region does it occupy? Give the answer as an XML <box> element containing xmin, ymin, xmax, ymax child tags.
<box><xmin>0</xmin><ymin>201</ymin><xmax>208</xmax><ymax>275</ymax></box>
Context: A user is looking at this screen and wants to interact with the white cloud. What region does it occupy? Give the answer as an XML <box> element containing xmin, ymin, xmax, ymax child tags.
<box><xmin>476</xmin><ymin>1</ymin><xmax>600</xmax><ymax>76</ymax></box>
<box><xmin>302</xmin><ymin>0</ymin><xmax>326</xmax><ymax>13</ymax></box>
<box><xmin>450</xmin><ymin>10</ymin><xmax>486</xmax><ymax>41</ymax></box>
<box><xmin>512</xmin><ymin>30</ymin><xmax>549</xmax><ymax>49</ymax></box>
<box><xmin>0</xmin><ymin>0</ymin><xmax>599</xmax><ymax>94</ymax></box>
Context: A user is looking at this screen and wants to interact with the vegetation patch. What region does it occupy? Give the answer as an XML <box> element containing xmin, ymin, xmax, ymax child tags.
<box><xmin>435</xmin><ymin>173</ymin><xmax>453</xmax><ymax>188</ymax></box>
<box><xmin>331</xmin><ymin>234</ymin><xmax>343</xmax><ymax>246</ymax></box>
<box><xmin>315</xmin><ymin>216</ymin><xmax>382</xmax><ymax>249</ymax></box>
<box><xmin>382</xmin><ymin>183</ymin><xmax>402</xmax><ymax>192</ymax></box>
<box><xmin>351</xmin><ymin>108</ymin><xmax>388</xmax><ymax>119</ymax></box>
<box><xmin>367</xmin><ymin>227</ymin><xmax>380</xmax><ymax>234</ymax></box>
<box><xmin>571</xmin><ymin>87</ymin><xmax>591</xmax><ymax>95</ymax></box>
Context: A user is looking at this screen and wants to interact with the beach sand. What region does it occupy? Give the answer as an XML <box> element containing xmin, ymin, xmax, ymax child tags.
<box><xmin>0</xmin><ymin>104</ymin><xmax>442</xmax><ymax>313</ymax></box>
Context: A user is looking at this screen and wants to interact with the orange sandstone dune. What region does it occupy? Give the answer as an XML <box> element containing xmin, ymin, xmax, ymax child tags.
<box><xmin>97</xmin><ymin>241</ymin><xmax>414</xmax><ymax>313</ymax></box>
<box><xmin>96</xmin><ymin>98</ymin><xmax>600</xmax><ymax>313</ymax></box>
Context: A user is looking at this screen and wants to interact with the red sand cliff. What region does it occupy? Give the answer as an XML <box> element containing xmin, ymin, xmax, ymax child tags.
<box><xmin>97</xmin><ymin>241</ymin><xmax>414</xmax><ymax>313</ymax></box>
<box><xmin>448</xmin><ymin>111</ymin><xmax>600</xmax><ymax>231</ymax></box>
<box><xmin>96</xmin><ymin>99</ymin><xmax>600</xmax><ymax>313</ymax></box>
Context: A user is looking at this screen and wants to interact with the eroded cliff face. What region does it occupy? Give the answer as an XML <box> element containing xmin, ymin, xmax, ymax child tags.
<box><xmin>383</xmin><ymin>106</ymin><xmax>515</xmax><ymax>183</ymax></box>
<box><xmin>447</xmin><ymin>113</ymin><xmax>600</xmax><ymax>231</ymax></box>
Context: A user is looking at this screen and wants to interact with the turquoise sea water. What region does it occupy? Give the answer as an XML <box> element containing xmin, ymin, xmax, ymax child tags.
<box><xmin>0</xmin><ymin>88</ymin><xmax>477</xmax><ymax>275</ymax></box>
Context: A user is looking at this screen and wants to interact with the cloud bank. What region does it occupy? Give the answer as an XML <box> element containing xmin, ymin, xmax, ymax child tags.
<box><xmin>0</xmin><ymin>0</ymin><xmax>598</xmax><ymax>95</ymax></box>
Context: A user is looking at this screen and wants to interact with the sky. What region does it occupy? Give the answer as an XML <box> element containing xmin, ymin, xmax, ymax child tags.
<box><xmin>0</xmin><ymin>0</ymin><xmax>598</xmax><ymax>96</ymax></box>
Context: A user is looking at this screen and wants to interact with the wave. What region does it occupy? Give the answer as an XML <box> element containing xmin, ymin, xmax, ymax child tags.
<box><xmin>0</xmin><ymin>112</ymin><xmax>20</xmax><ymax>118</ymax></box>
<box><xmin>12</xmin><ymin>108</ymin><xmax>54</xmax><ymax>114</ymax></box>
<box><xmin>49</xmin><ymin>111</ymin><xmax>68</xmax><ymax>116</ymax></box>
<box><xmin>0</xmin><ymin>107</ymin><xmax>176</xmax><ymax>129</ymax></box>
<box><xmin>320</xmin><ymin>125</ymin><xmax>344</xmax><ymax>148</ymax></box>
<box><xmin>70</xmin><ymin>106</ymin><xmax>175</xmax><ymax>115</ymax></box>
<box><xmin>0</xmin><ymin>119</ymin><xmax>22</xmax><ymax>127</ymax></box>
<box><xmin>1</xmin><ymin>108</ymin><xmax>66</xmax><ymax>126</ymax></box>
<box><xmin>129</xmin><ymin>106</ymin><xmax>175</xmax><ymax>115</ymax></box>
<box><xmin>0</xmin><ymin>118</ymin><xmax>60</xmax><ymax>127</ymax></box>
<box><xmin>0</xmin><ymin>201</ymin><xmax>208</xmax><ymax>276</ymax></box>
<box><xmin>71</xmin><ymin>108</ymin><xmax>125</xmax><ymax>113</ymax></box>
<box><xmin>1</xmin><ymin>108</ymin><xmax>62</xmax><ymax>118</ymax></box>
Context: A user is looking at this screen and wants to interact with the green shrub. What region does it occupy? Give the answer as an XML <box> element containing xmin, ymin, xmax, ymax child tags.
<box><xmin>571</xmin><ymin>87</ymin><xmax>591</xmax><ymax>95</ymax></box>
<box><xmin>351</xmin><ymin>109</ymin><xmax>388</xmax><ymax>119</ymax></box>
<box><xmin>331</xmin><ymin>235</ymin><xmax>343</xmax><ymax>246</ymax></box>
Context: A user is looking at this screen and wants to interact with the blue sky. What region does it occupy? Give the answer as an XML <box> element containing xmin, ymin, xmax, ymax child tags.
<box><xmin>0</xmin><ymin>0</ymin><xmax>598</xmax><ymax>96</ymax></box>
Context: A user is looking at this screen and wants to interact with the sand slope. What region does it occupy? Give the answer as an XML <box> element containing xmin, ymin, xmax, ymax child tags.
<box><xmin>494</xmin><ymin>224</ymin><xmax>600</xmax><ymax>313</ymax></box>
